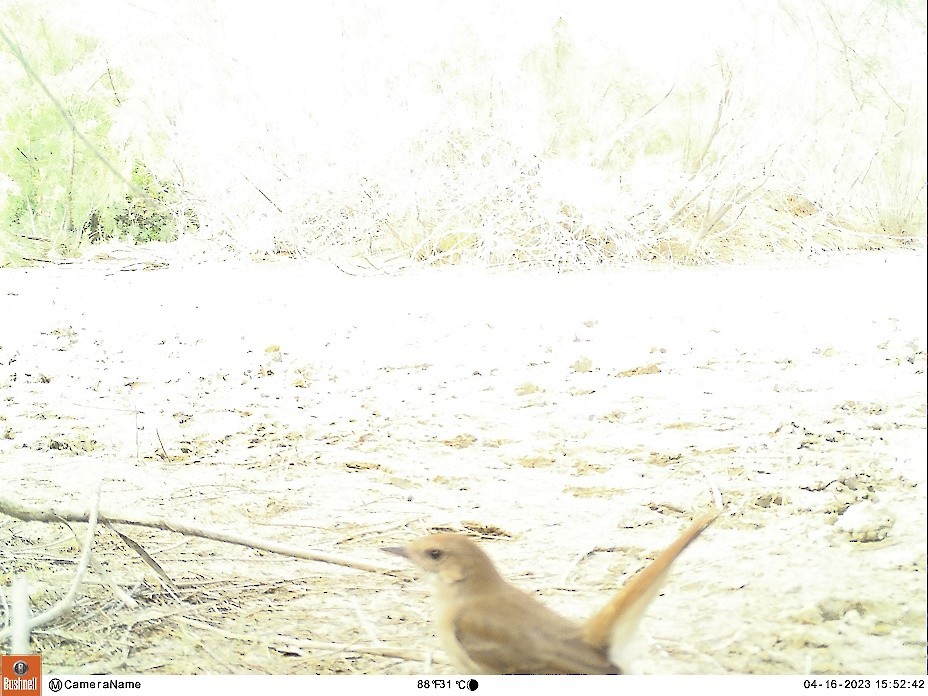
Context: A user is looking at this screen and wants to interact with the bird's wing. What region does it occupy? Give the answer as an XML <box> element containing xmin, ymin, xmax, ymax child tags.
<box><xmin>449</xmin><ymin>593</ymin><xmax>618</xmax><ymax>675</ymax></box>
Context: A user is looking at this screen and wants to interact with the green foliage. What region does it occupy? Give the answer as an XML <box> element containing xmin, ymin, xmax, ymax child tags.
<box><xmin>522</xmin><ymin>17</ymin><xmax>696</xmax><ymax>170</ymax></box>
<box><xmin>524</xmin><ymin>18</ymin><xmax>595</xmax><ymax>157</ymax></box>
<box><xmin>112</xmin><ymin>164</ymin><xmax>184</xmax><ymax>244</ymax></box>
<box><xmin>0</xmin><ymin>5</ymin><xmax>181</xmax><ymax>264</ymax></box>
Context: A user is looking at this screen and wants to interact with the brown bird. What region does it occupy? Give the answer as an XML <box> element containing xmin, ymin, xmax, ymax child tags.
<box><xmin>384</xmin><ymin>514</ymin><xmax>715</xmax><ymax>674</ymax></box>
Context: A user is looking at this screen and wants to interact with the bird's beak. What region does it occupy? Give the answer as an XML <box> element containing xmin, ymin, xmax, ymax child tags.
<box><xmin>382</xmin><ymin>545</ymin><xmax>410</xmax><ymax>559</ymax></box>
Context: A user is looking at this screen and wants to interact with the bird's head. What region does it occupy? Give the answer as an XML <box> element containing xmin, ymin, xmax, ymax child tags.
<box><xmin>384</xmin><ymin>533</ymin><xmax>504</xmax><ymax>589</ymax></box>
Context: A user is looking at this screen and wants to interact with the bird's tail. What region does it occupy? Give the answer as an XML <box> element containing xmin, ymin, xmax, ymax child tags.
<box><xmin>582</xmin><ymin>513</ymin><xmax>716</xmax><ymax>660</ymax></box>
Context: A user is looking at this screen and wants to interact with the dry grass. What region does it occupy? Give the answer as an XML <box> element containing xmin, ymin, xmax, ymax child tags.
<box><xmin>1</xmin><ymin>1</ymin><xmax>923</xmax><ymax>266</ymax></box>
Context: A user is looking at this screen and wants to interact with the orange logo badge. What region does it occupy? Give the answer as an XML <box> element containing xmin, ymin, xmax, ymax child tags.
<box><xmin>1</xmin><ymin>655</ymin><xmax>41</xmax><ymax>696</ymax></box>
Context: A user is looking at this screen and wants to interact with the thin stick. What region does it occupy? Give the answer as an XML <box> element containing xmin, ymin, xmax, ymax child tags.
<box><xmin>350</xmin><ymin>596</ymin><xmax>382</xmax><ymax>645</ymax></box>
<box><xmin>0</xmin><ymin>496</ymin><xmax>395</xmax><ymax>574</ymax></box>
<box><xmin>0</xmin><ymin>487</ymin><xmax>102</xmax><ymax>641</ymax></box>
<box><xmin>11</xmin><ymin>576</ymin><xmax>30</xmax><ymax>653</ymax></box>
<box><xmin>88</xmin><ymin>555</ymin><xmax>139</xmax><ymax>609</ymax></box>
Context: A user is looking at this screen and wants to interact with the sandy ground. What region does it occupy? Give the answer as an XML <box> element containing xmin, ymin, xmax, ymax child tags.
<box><xmin>0</xmin><ymin>249</ymin><xmax>925</xmax><ymax>675</ymax></box>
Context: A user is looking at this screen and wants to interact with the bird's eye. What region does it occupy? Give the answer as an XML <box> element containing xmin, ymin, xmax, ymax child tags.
<box><xmin>427</xmin><ymin>548</ymin><xmax>443</xmax><ymax>560</ymax></box>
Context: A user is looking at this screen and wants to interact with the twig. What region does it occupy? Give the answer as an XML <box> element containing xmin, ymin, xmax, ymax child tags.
<box><xmin>11</xmin><ymin>576</ymin><xmax>30</xmax><ymax>653</ymax></box>
<box><xmin>155</xmin><ymin>429</ymin><xmax>170</xmax><ymax>461</ymax></box>
<box><xmin>0</xmin><ymin>487</ymin><xmax>101</xmax><ymax>642</ymax></box>
<box><xmin>88</xmin><ymin>556</ymin><xmax>139</xmax><ymax>610</ymax></box>
<box><xmin>107</xmin><ymin>525</ymin><xmax>179</xmax><ymax>594</ymax></box>
<box><xmin>702</xmin><ymin>470</ymin><xmax>724</xmax><ymax>511</ymax></box>
<box><xmin>560</xmin><ymin>546</ymin><xmax>598</xmax><ymax>585</ymax></box>
<box><xmin>0</xmin><ymin>496</ymin><xmax>396</xmax><ymax>574</ymax></box>
<box><xmin>350</xmin><ymin>596</ymin><xmax>381</xmax><ymax>645</ymax></box>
